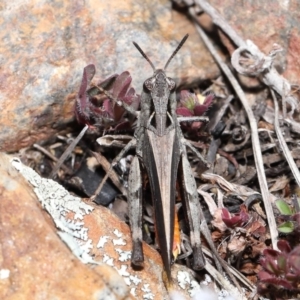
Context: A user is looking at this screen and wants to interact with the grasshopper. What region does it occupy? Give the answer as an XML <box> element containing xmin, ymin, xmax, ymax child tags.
<box><xmin>93</xmin><ymin>35</ymin><xmax>221</xmax><ymax>282</ymax></box>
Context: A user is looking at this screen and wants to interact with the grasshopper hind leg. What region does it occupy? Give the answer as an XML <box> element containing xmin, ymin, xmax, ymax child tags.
<box><xmin>179</xmin><ymin>154</ymin><xmax>206</xmax><ymax>270</ymax></box>
<box><xmin>128</xmin><ymin>155</ymin><xmax>144</xmax><ymax>266</ymax></box>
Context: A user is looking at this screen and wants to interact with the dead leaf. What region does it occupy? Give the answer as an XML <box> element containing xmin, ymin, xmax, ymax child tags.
<box><xmin>269</xmin><ymin>175</ymin><xmax>289</xmax><ymax>192</ymax></box>
<box><xmin>227</xmin><ymin>235</ymin><xmax>247</xmax><ymax>255</ymax></box>
<box><xmin>211</xmin><ymin>208</ymin><xmax>228</xmax><ymax>232</ymax></box>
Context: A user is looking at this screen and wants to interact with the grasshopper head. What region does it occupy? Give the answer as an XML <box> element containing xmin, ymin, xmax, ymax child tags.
<box><xmin>133</xmin><ymin>35</ymin><xmax>189</xmax><ymax>135</ymax></box>
<box><xmin>144</xmin><ymin>69</ymin><xmax>176</xmax><ymax>95</ymax></box>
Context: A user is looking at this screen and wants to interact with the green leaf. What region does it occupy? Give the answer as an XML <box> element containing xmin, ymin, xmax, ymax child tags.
<box><xmin>278</xmin><ymin>221</ymin><xmax>294</xmax><ymax>233</ymax></box>
<box><xmin>277</xmin><ymin>254</ymin><xmax>287</xmax><ymax>271</ymax></box>
<box><xmin>275</xmin><ymin>200</ymin><xmax>293</xmax><ymax>215</ymax></box>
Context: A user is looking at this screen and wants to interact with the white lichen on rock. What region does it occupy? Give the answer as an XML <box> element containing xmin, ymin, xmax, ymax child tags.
<box><xmin>113</xmin><ymin>229</ymin><xmax>123</xmax><ymax>238</ymax></box>
<box><xmin>11</xmin><ymin>158</ymin><xmax>94</xmax><ymax>263</ymax></box>
<box><xmin>177</xmin><ymin>271</ymin><xmax>201</xmax><ymax>297</ymax></box>
<box><xmin>103</xmin><ymin>254</ymin><xmax>114</xmax><ymax>266</ymax></box>
<box><xmin>115</xmin><ymin>248</ymin><xmax>131</xmax><ymax>262</ymax></box>
<box><xmin>116</xmin><ymin>265</ymin><xmax>130</xmax><ymax>277</ymax></box>
<box><xmin>130</xmin><ymin>274</ymin><xmax>142</xmax><ymax>286</ymax></box>
<box><xmin>112</xmin><ymin>238</ymin><xmax>126</xmax><ymax>246</ymax></box>
<box><xmin>0</xmin><ymin>269</ymin><xmax>10</xmax><ymax>279</ymax></box>
<box><xmin>142</xmin><ymin>284</ymin><xmax>154</xmax><ymax>300</ymax></box>
<box><xmin>97</xmin><ymin>236</ymin><xmax>110</xmax><ymax>248</ymax></box>
<box><xmin>11</xmin><ymin>158</ymin><xmax>157</xmax><ymax>299</ymax></box>
<box><xmin>130</xmin><ymin>287</ymin><xmax>137</xmax><ymax>297</ymax></box>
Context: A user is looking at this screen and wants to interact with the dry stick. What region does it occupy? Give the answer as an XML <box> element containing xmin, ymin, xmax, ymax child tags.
<box><xmin>91</xmin><ymin>137</ymin><xmax>137</xmax><ymax>200</ymax></box>
<box><xmin>195</xmin><ymin>0</ymin><xmax>297</xmax><ymax>114</ymax></box>
<box><xmin>195</xmin><ymin>0</ymin><xmax>245</xmax><ymax>46</ymax></box>
<box><xmin>188</xmin><ymin>9</ymin><xmax>279</xmax><ymax>251</ymax></box>
<box><xmin>271</xmin><ymin>89</ymin><xmax>300</xmax><ymax>187</ymax></box>
<box><xmin>91</xmin><ymin>151</ymin><xmax>127</xmax><ymax>196</ymax></box>
<box><xmin>33</xmin><ymin>144</ymin><xmax>73</xmax><ymax>174</ymax></box>
<box><xmin>201</xmin><ymin>248</ymin><xmax>255</xmax><ymax>293</ymax></box>
<box><xmin>204</xmin><ymin>261</ymin><xmax>247</xmax><ymax>300</ymax></box>
<box><xmin>209</xmin><ymin>95</ymin><xmax>234</xmax><ymax>131</ymax></box>
<box><xmin>49</xmin><ymin>124</ymin><xmax>89</xmax><ymax>178</ymax></box>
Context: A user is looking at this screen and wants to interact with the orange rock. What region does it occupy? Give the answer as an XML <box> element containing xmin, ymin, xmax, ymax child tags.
<box><xmin>0</xmin><ymin>0</ymin><xmax>220</xmax><ymax>153</ymax></box>
<box><xmin>0</xmin><ymin>153</ymin><xmax>200</xmax><ymax>299</ymax></box>
<box><xmin>208</xmin><ymin>0</ymin><xmax>300</xmax><ymax>84</ymax></box>
<box><xmin>0</xmin><ymin>153</ymin><xmax>133</xmax><ymax>300</ymax></box>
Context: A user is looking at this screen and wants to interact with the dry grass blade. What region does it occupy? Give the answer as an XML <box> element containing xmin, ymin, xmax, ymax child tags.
<box><xmin>194</xmin><ymin>0</ymin><xmax>245</xmax><ymax>46</ymax></box>
<box><xmin>201</xmin><ymin>247</ymin><xmax>255</xmax><ymax>292</ymax></box>
<box><xmin>91</xmin><ymin>151</ymin><xmax>127</xmax><ymax>196</ymax></box>
<box><xmin>97</xmin><ymin>135</ymin><xmax>133</xmax><ymax>148</ymax></box>
<box><xmin>188</xmin><ymin>10</ymin><xmax>278</xmax><ymax>250</ymax></box>
<box><xmin>91</xmin><ymin>137</ymin><xmax>137</xmax><ymax>199</ymax></box>
<box><xmin>33</xmin><ymin>143</ymin><xmax>73</xmax><ymax>174</ymax></box>
<box><xmin>49</xmin><ymin>124</ymin><xmax>89</xmax><ymax>178</ymax></box>
<box><xmin>271</xmin><ymin>89</ymin><xmax>300</xmax><ymax>187</ymax></box>
<box><xmin>204</xmin><ymin>260</ymin><xmax>247</xmax><ymax>300</ymax></box>
<box><xmin>197</xmin><ymin>189</ymin><xmax>218</xmax><ymax>215</ymax></box>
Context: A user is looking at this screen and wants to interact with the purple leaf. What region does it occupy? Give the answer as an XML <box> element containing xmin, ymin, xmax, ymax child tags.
<box><xmin>75</xmin><ymin>64</ymin><xmax>96</xmax><ymax>125</ymax></box>
<box><xmin>258</xmin><ymin>270</ymin><xmax>274</xmax><ymax>281</ymax></box>
<box><xmin>277</xmin><ymin>254</ymin><xmax>287</xmax><ymax>272</ymax></box>
<box><xmin>288</xmin><ymin>245</ymin><xmax>300</xmax><ymax>273</ymax></box>
<box><xmin>285</xmin><ymin>273</ymin><xmax>299</xmax><ymax>283</ymax></box>
<box><xmin>221</xmin><ymin>208</ymin><xmax>248</xmax><ymax>228</ymax></box>
<box><xmin>194</xmin><ymin>105</ymin><xmax>208</xmax><ymax>116</ymax></box>
<box><xmin>180</xmin><ymin>90</ymin><xmax>191</xmax><ymax>100</ymax></box>
<box><xmin>264</xmin><ymin>257</ymin><xmax>280</xmax><ymax>275</ymax></box>
<box><xmin>261</xmin><ymin>278</ymin><xmax>294</xmax><ymax>290</ymax></box>
<box><xmin>75</xmin><ymin>65</ymin><xmax>140</xmax><ymax>129</ymax></box>
<box><xmin>277</xmin><ymin>240</ymin><xmax>291</xmax><ymax>253</ymax></box>
<box><xmin>176</xmin><ymin>107</ymin><xmax>193</xmax><ymax>117</ymax></box>
<box><xmin>112</xmin><ymin>71</ymin><xmax>132</xmax><ymax>98</ymax></box>
<box><xmin>263</xmin><ymin>248</ymin><xmax>280</xmax><ymax>259</ymax></box>
<box><xmin>221</xmin><ymin>208</ymin><xmax>231</xmax><ymax>219</ymax></box>
<box><xmin>203</xmin><ymin>93</ymin><xmax>214</xmax><ymax>107</ymax></box>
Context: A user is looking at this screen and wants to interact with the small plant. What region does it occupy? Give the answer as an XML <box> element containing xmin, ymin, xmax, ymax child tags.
<box><xmin>75</xmin><ymin>64</ymin><xmax>140</xmax><ymax>130</ymax></box>
<box><xmin>258</xmin><ymin>240</ymin><xmax>300</xmax><ymax>292</ymax></box>
<box><xmin>176</xmin><ymin>91</ymin><xmax>213</xmax><ymax>117</ymax></box>
<box><xmin>275</xmin><ymin>197</ymin><xmax>300</xmax><ymax>235</ymax></box>
<box><xmin>221</xmin><ymin>205</ymin><xmax>250</xmax><ymax>229</ymax></box>
<box><xmin>50</xmin><ymin>65</ymin><xmax>140</xmax><ymax>178</ymax></box>
<box><xmin>176</xmin><ymin>91</ymin><xmax>213</xmax><ymax>131</ymax></box>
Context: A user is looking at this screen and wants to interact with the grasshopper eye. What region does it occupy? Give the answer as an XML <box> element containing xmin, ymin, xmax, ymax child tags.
<box><xmin>167</xmin><ymin>78</ymin><xmax>176</xmax><ymax>91</ymax></box>
<box><xmin>145</xmin><ymin>78</ymin><xmax>155</xmax><ymax>91</ymax></box>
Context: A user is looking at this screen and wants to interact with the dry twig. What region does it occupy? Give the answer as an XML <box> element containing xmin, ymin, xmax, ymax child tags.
<box><xmin>271</xmin><ymin>89</ymin><xmax>300</xmax><ymax>187</ymax></box>
<box><xmin>49</xmin><ymin>124</ymin><xmax>89</xmax><ymax>178</ymax></box>
<box><xmin>33</xmin><ymin>143</ymin><xmax>73</xmax><ymax>174</ymax></box>
<box><xmin>91</xmin><ymin>151</ymin><xmax>127</xmax><ymax>196</ymax></box>
<box><xmin>187</xmin><ymin>7</ymin><xmax>279</xmax><ymax>250</ymax></box>
<box><xmin>194</xmin><ymin>0</ymin><xmax>298</xmax><ymax>115</ymax></box>
<box><xmin>201</xmin><ymin>247</ymin><xmax>255</xmax><ymax>292</ymax></box>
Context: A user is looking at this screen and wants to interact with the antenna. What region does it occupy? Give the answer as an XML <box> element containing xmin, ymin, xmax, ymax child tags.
<box><xmin>164</xmin><ymin>34</ymin><xmax>189</xmax><ymax>71</ymax></box>
<box><xmin>132</xmin><ymin>41</ymin><xmax>155</xmax><ymax>71</ymax></box>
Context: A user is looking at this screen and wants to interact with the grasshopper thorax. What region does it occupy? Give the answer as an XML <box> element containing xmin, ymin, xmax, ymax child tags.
<box><xmin>143</xmin><ymin>69</ymin><xmax>175</xmax><ymax>135</ymax></box>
